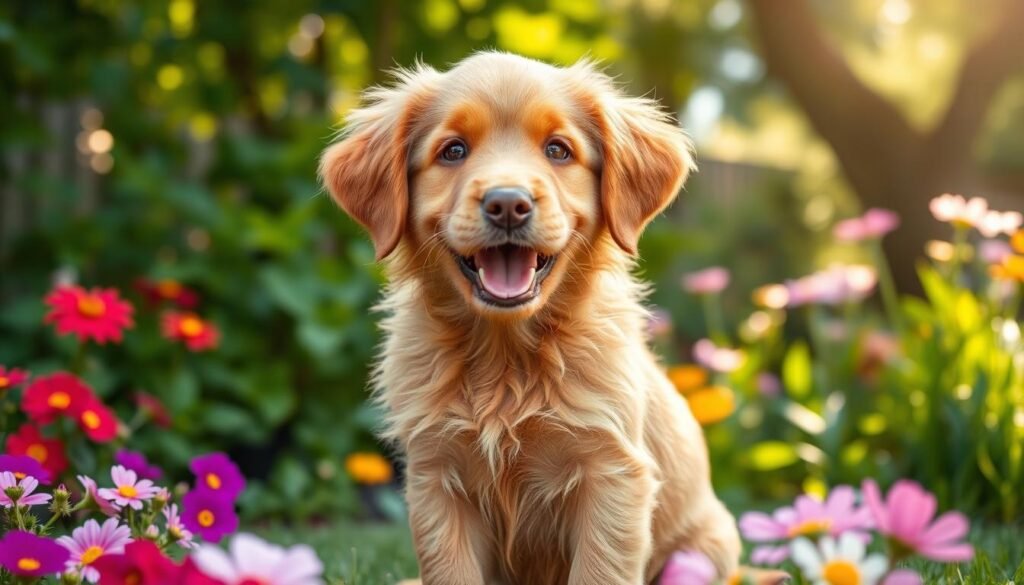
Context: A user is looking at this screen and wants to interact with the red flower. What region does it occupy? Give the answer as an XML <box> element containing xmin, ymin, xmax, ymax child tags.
<box><xmin>76</xmin><ymin>400</ymin><xmax>120</xmax><ymax>443</ymax></box>
<box><xmin>0</xmin><ymin>365</ymin><xmax>29</xmax><ymax>392</ymax></box>
<box><xmin>162</xmin><ymin>312</ymin><xmax>220</xmax><ymax>352</ymax></box>
<box><xmin>21</xmin><ymin>372</ymin><xmax>93</xmax><ymax>423</ymax></box>
<box><xmin>44</xmin><ymin>285</ymin><xmax>134</xmax><ymax>344</ymax></box>
<box><xmin>133</xmin><ymin>392</ymin><xmax>172</xmax><ymax>428</ymax></box>
<box><xmin>5</xmin><ymin>424</ymin><xmax>68</xmax><ymax>478</ymax></box>
<box><xmin>94</xmin><ymin>541</ymin><xmax>223</xmax><ymax>585</ymax></box>
<box><xmin>135</xmin><ymin>278</ymin><xmax>200</xmax><ymax>309</ymax></box>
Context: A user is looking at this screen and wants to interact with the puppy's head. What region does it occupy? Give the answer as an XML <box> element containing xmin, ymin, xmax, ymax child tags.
<box><xmin>320</xmin><ymin>53</ymin><xmax>693</xmax><ymax>319</ymax></box>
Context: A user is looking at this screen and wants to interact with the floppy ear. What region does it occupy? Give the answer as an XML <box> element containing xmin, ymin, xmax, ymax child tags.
<box><xmin>573</xmin><ymin>64</ymin><xmax>694</xmax><ymax>255</ymax></box>
<box><xmin>319</xmin><ymin>65</ymin><xmax>440</xmax><ymax>260</ymax></box>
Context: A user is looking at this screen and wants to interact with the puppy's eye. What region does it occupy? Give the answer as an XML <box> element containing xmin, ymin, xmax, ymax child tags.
<box><xmin>545</xmin><ymin>139</ymin><xmax>571</xmax><ymax>162</ymax></box>
<box><xmin>440</xmin><ymin>140</ymin><xmax>468</xmax><ymax>163</ymax></box>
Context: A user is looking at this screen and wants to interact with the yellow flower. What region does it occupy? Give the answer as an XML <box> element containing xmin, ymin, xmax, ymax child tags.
<box><xmin>1012</xmin><ymin>230</ymin><xmax>1024</xmax><ymax>254</ymax></box>
<box><xmin>686</xmin><ymin>386</ymin><xmax>736</xmax><ymax>426</ymax></box>
<box><xmin>345</xmin><ymin>452</ymin><xmax>393</xmax><ymax>485</ymax></box>
<box><xmin>991</xmin><ymin>255</ymin><xmax>1024</xmax><ymax>282</ymax></box>
<box><xmin>667</xmin><ymin>365</ymin><xmax>708</xmax><ymax>395</ymax></box>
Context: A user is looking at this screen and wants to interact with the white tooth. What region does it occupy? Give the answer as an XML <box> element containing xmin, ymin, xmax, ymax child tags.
<box><xmin>478</xmin><ymin>267</ymin><xmax>486</xmax><ymax>280</ymax></box>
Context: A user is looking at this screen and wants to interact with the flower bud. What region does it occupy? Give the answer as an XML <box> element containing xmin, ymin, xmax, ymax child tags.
<box><xmin>61</xmin><ymin>569</ymin><xmax>82</xmax><ymax>585</ymax></box>
<box><xmin>3</xmin><ymin>485</ymin><xmax>24</xmax><ymax>503</ymax></box>
<box><xmin>51</xmin><ymin>484</ymin><xmax>72</xmax><ymax>516</ymax></box>
<box><xmin>150</xmin><ymin>488</ymin><xmax>169</xmax><ymax>515</ymax></box>
<box><xmin>145</xmin><ymin>524</ymin><xmax>159</xmax><ymax>539</ymax></box>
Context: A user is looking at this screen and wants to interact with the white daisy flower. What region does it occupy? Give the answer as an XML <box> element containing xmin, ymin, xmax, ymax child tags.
<box><xmin>791</xmin><ymin>532</ymin><xmax>889</xmax><ymax>585</ymax></box>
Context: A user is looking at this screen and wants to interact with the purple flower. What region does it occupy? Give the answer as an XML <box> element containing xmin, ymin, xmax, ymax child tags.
<box><xmin>97</xmin><ymin>465</ymin><xmax>160</xmax><ymax>511</ymax></box>
<box><xmin>57</xmin><ymin>518</ymin><xmax>133</xmax><ymax>583</ymax></box>
<box><xmin>115</xmin><ymin>449</ymin><xmax>163</xmax><ymax>480</ymax></box>
<box><xmin>755</xmin><ymin>372</ymin><xmax>782</xmax><ymax>398</ymax></box>
<box><xmin>182</xmin><ymin>489</ymin><xmax>239</xmax><ymax>543</ymax></box>
<box><xmin>681</xmin><ymin>266</ymin><xmax>730</xmax><ymax>295</ymax></box>
<box><xmin>659</xmin><ymin>550</ymin><xmax>716</xmax><ymax>585</ymax></box>
<box><xmin>0</xmin><ymin>454</ymin><xmax>52</xmax><ymax>484</ymax></box>
<box><xmin>190</xmin><ymin>452</ymin><xmax>245</xmax><ymax>500</ymax></box>
<box><xmin>0</xmin><ymin>471</ymin><xmax>52</xmax><ymax>508</ymax></box>
<box><xmin>0</xmin><ymin>530</ymin><xmax>70</xmax><ymax>577</ymax></box>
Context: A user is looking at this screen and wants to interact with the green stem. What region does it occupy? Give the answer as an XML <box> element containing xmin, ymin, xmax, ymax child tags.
<box><xmin>948</xmin><ymin>225</ymin><xmax>969</xmax><ymax>287</ymax></box>
<box><xmin>872</xmin><ymin>239</ymin><xmax>903</xmax><ymax>333</ymax></box>
<box><xmin>70</xmin><ymin>341</ymin><xmax>87</xmax><ymax>376</ymax></box>
<box><xmin>701</xmin><ymin>293</ymin><xmax>728</xmax><ymax>344</ymax></box>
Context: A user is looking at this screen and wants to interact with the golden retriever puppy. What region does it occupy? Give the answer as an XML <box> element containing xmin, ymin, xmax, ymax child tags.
<box><xmin>320</xmin><ymin>52</ymin><xmax>741</xmax><ymax>585</ymax></box>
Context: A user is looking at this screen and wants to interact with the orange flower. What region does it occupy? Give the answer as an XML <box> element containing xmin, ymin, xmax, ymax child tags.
<box><xmin>76</xmin><ymin>400</ymin><xmax>120</xmax><ymax>443</ymax></box>
<box><xmin>667</xmin><ymin>365</ymin><xmax>708</xmax><ymax>395</ymax></box>
<box><xmin>345</xmin><ymin>452</ymin><xmax>393</xmax><ymax>485</ymax></box>
<box><xmin>1012</xmin><ymin>231</ymin><xmax>1024</xmax><ymax>254</ymax></box>
<box><xmin>161</xmin><ymin>312</ymin><xmax>220</xmax><ymax>352</ymax></box>
<box><xmin>44</xmin><ymin>285</ymin><xmax>134</xmax><ymax>344</ymax></box>
<box><xmin>991</xmin><ymin>255</ymin><xmax>1024</xmax><ymax>282</ymax></box>
<box><xmin>686</xmin><ymin>386</ymin><xmax>736</xmax><ymax>426</ymax></box>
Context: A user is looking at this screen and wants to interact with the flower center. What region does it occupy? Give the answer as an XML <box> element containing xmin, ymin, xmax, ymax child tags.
<box><xmin>125</xmin><ymin>571</ymin><xmax>142</xmax><ymax>585</ymax></box>
<box><xmin>77</xmin><ymin>295</ymin><xmax>107</xmax><ymax>318</ymax></box>
<box><xmin>787</xmin><ymin>518</ymin><xmax>832</xmax><ymax>538</ymax></box>
<box><xmin>179</xmin><ymin>316</ymin><xmax>204</xmax><ymax>338</ymax></box>
<box><xmin>26</xmin><ymin>444</ymin><xmax>48</xmax><ymax>462</ymax></box>
<box><xmin>205</xmin><ymin>473</ymin><xmax>222</xmax><ymax>490</ymax></box>
<box><xmin>198</xmin><ymin>509</ymin><xmax>216</xmax><ymax>527</ymax></box>
<box><xmin>17</xmin><ymin>557</ymin><xmax>41</xmax><ymax>571</ymax></box>
<box><xmin>118</xmin><ymin>485</ymin><xmax>138</xmax><ymax>498</ymax></box>
<box><xmin>82</xmin><ymin>410</ymin><xmax>102</xmax><ymax>429</ymax></box>
<box><xmin>81</xmin><ymin>545</ymin><xmax>105</xmax><ymax>565</ymax></box>
<box><xmin>157</xmin><ymin>280</ymin><xmax>182</xmax><ymax>298</ymax></box>
<box><xmin>48</xmin><ymin>391</ymin><xmax>72</xmax><ymax>409</ymax></box>
<box><xmin>13</xmin><ymin>471</ymin><xmax>27</xmax><ymax>479</ymax></box>
<box><xmin>0</xmin><ymin>375</ymin><xmax>9</xmax><ymax>388</ymax></box>
<box><xmin>822</xmin><ymin>560</ymin><xmax>861</xmax><ymax>585</ymax></box>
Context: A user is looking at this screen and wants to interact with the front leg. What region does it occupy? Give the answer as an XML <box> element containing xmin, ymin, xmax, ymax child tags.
<box><xmin>568</xmin><ymin>451</ymin><xmax>657</xmax><ymax>585</ymax></box>
<box><xmin>406</xmin><ymin>459</ymin><xmax>492</xmax><ymax>585</ymax></box>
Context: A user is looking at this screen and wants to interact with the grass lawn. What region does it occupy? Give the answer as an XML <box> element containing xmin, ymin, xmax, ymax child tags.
<box><xmin>266</xmin><ymin>519</ymin><xmax>1024</xmax><ymax>584</ymax></box>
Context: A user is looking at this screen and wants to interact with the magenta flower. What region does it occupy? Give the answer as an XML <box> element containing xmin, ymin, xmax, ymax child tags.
<box><xmin>0</xmin><ymin>454</ymin><xmax>52</xmax><ymax>484</ymax></box>
<box><xmin>182</xmin><ymin>489</ymin><xmax>239</xmax><ymax>543</ymax></box>
<box><xmin>834</xmin><ymin>208</ymin><xmax>900</xmax><ymax>242</ymax></box>
<box><xmin>164</xmin><ymin>503</ymin><xmax>196</xmax><ymax>549</ymax></box>
<box><xmin>57</xmin><ymin>517</ymin><xmax>133</xmax><ymax>583</ymax></box>
<box><xmin>682</xmin><ymin>266</ymin><xmax>730</xmax><ymax>295</ymax></box>
<box><xmin>190</xmin><ymin>452</ymin><xmax>246</xmax><ymax>500</ymax></box>
<box><xmin>0</xmin><ymin>530</ymin><xmax>70</xmax><ymax>577</ymax></box>
<box><xmin>115</xmin><ymin>449</ymin><xmax>163</xmax><ymax>480</ymax></box>
<box><xmin>193</xmin><ymin>533</ymin><xmax>324</xmax><ymax>585</ymax></box>
<box><xmin>77</xmin><ymin>474</ymin><xmax>120</xmax><ymax>517</ymax></box>
<box><xmin>0</xmin><ymin>471</ymin><xmax>52</xmax><ymax>508</ymax></box>
<box><xmin>863</xmin><ymin>479</ymin><xmax>973</xmax><ymax>562</ymax></box>
<box><xmin>659</xmin><ymin>550</ymin><xmax>716</xmax><ymax>585</ymax></box>
<box><xmin>98</xmin><ymin>465</ymin><xmax>160</xmax><ymax>511</ymax></box>
<box><xmin>740</xmin><ymin>485</ymin><xmax>873</xmax><ymax>565</ymax></box>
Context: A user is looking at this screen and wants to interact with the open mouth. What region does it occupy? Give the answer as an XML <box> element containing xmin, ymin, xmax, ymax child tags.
<box><xmin>456</xmin><ymin>244</ymin><xmax>556</xmax><ymax>307</ymax></box>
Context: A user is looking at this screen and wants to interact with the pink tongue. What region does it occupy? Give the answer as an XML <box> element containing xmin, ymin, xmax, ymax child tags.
<box><xmin>475</xmin><ymin>246</ymin><xmax>538</xmax><ymax>299</ymax></box>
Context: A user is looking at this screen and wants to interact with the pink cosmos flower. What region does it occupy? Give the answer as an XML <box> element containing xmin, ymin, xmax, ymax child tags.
<box><xmin>57</xmin><ymin>518</ymin><xmax>133</xmax><ymax>583</ymax></box>
<box><xmin>193</xmin><ymin>533</ymin><xmax>324</xmax><ymax>585</ymax></box>
<box><xmin>692</xmin><ymin>338</ymin><xmax>745</xmax><ymax>373</ymax></box>
<box><xmin>862</xmin><ymin>479</ymin><xmax>974</xmax><ymax>562</ymax></box>
<box><xmin>739</xmin><ymin>485</ymin><xmax>873</xmax><ymax>565</ymax></box>
<box><xmin>164</xmin><ymin>503</ymin><xmax>196</xmax><ymax>549</ymax></box>
<box><xmin>834</xmin><ymin>208</ymin><xmax>900</xmax><ymax>241</ymax></box>
<box><xmin>77</xmin><ymin>475</ymin><xmax>120</xmax><ymax>517</ymax></box>
<box><xmin>882</xmin><ymin>569</ymin><xmax>923</xmax><ymax>585</ymax></box>
<box><xmin>0</xmin><ymin>471</ymin><xmax>52</xmax><ymax>508</ymax></box>
<box><xmin>97</xmin><ymin>465</ymin><xmax>160</xmax><ymax>511</ymax></box>
<box><xmin>659</xmin><ymin>550</ymin><xmax>716</xmax><ymax>585</ymax></box>
<box><xmin>786</xmin><ymin>265</ymin><xmax>877</xmax><ymax>307</ymax></box>
<box><xmin>682</xmin><ymin>267</ymin><xmax>731</xmax><ymax>295</ymax></box>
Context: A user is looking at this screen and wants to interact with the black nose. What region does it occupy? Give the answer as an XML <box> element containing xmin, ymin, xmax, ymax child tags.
<box><xmin>482</xmin><ymin>187</ymin><xmax>533</xmax><ymax>230</ymax></box>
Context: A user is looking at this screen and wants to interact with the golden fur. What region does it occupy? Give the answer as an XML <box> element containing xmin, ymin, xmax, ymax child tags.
<box><xmin>320</xmin><ymin>52</ymin><xmax>741</xmax><ymax>585</ymax></box>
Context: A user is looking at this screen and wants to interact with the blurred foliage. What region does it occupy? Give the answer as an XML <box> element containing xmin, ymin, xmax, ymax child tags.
<box><xmin>0</xmin><ymin>0</ymin><xmax>1022</xmax><ymax>524</ymax></box>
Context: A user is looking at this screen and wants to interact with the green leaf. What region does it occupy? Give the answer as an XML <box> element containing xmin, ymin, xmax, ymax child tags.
<box><xmin>782</xmin><ymin>340</ymin><xmax>812</xmax><ymax>399</ymax></box>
